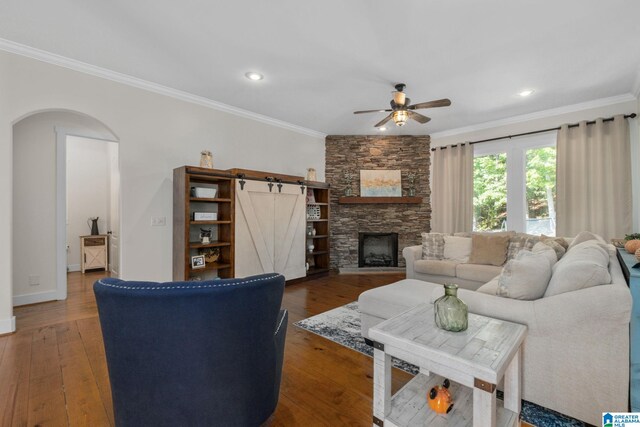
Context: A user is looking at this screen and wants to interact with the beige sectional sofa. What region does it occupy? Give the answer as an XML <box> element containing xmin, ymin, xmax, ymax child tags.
<box><xmin>359</xmin><ymin>234</ymin><xmax>631</xmax><ymax>425</ymax></box>
<box><xmin>404</xmin><ymin>245</ymin><xmax>501</xmax><ymax>289</ymax></box>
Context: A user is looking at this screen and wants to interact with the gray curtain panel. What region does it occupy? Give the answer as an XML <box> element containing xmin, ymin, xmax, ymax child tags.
<box><xmin>431</xmin><ymin>143</ymin><xmax>473</xmax><ymax>233</ymax></box>
<box><xmin>556</xmin><ymin>115</ymin><xmax>632</xmax><ymax>241</ymax></box>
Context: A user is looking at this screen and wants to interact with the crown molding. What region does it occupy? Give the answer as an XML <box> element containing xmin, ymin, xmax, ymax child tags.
<box><xmin>0</xmin><ymin>38</ymin><xmax>327</xmax><ymax>139</ymax></box>
<box><xmin>430</xmin><ymin>93</ymin><xmax>637</xmax><ymax>140</ymax></box>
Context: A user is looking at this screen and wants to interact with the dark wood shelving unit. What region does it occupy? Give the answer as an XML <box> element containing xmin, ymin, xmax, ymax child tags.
<box><xmin>338</xmin><ymin>196</ymin><xmax>423</xmax><ymax>204</ymax></box>
<box><xmin>189</xmin><ymin>197</ymin><xmax>232</xmax><ymax>203</ymax></box>
<box><xmin>173</xmin><ymin>166</ymin><xmax>235</xmax><ymax>281</ymax></box>
<box><xmin>305</xmin><ymin>181</ymin><xmax>330</xmax><ymax>277</ymax></box>
<box><xmin>188</xmin><ymin>241</ymin><xmax>232</xmax><ymax>249</ymax></box>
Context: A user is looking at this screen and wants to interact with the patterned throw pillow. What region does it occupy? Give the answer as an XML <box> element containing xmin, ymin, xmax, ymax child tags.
<box><xmin>540</xmin><ymin>239</ymin><xmax>566</xmax><ymax>260</ymax></box>
<box><xmin>421</xmin><ymin>233</ymin><xmax>447</xmax><ymax>260</ymax></box>
<box><xmin>506</xmin><ymin>233</ymin><xmax>540</xmax><ymax>261</ymax></box>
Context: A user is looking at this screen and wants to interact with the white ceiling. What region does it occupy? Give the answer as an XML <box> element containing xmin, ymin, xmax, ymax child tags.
<box><xmin>1</xmin><ymin>0</ymin><xmax>639</xmax><ymax>136</ymax></box>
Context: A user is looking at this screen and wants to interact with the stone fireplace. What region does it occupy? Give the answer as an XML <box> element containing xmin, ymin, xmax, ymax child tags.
<box><xmin>358</xmin><ymin>232</ymin><xmax>398</xmax><ymax>268</ymax></box>
<box><xmin>325</xmin><ymin>135</ymin><xmax>431</xmax><ymax>270</ymax></box>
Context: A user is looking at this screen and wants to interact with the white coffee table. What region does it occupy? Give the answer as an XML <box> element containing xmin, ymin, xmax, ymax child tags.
<box><xmin>368</xmin><ymin>303</ymin><xmax>526</xmax><ymax>427</ymax></box>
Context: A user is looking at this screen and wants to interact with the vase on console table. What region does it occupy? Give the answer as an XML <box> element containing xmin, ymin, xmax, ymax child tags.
<box><xmin>434</xmin><ymin>284</ymin><xmax>468</xmax><ymax>332</ymax></box>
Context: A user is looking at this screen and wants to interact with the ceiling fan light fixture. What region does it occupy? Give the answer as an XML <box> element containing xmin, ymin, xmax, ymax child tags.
<box><xmin>393</xmin><ymin>91</ymin><xmax>406</xmax><ymax>105</ymax></box>
<box><xmin>245</xmin><ymin>71</ymin><xmax>264</xmax><ymax>81</ymax></box>
<box><xmin>393</xmin><ymin>110</ymin><xmax>409</xmax><ymax>126</ymax></box>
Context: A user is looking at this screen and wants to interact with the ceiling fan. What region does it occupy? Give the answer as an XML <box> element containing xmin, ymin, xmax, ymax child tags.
<box><xmin>354</xmin><ymin>83</ymin><xmax>451</xmax><ymax>128</ymax></box>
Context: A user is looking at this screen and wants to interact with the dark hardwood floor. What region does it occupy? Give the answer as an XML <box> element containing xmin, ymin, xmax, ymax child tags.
<box><xmin>0</xmin><ymin>271</ymin><xmax>411</xmax><ymax>426</ymax></box>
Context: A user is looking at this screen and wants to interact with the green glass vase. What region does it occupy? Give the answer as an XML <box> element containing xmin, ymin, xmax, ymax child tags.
<box><xmin>434</xmin><ymin>284</ymin><xmax>468</xmax><ymax>332</ymax></box>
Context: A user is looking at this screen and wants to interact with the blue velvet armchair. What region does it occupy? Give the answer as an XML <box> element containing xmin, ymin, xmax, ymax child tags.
<box><xmin>94</xmin><ymin>273</ymin><xmax>287</xmax><ymax>427</ymax></box>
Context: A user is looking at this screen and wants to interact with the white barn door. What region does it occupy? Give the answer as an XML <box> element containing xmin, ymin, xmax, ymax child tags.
<box><xmin>274</xmin><ymin>184</ymin><xmax>306</xmax><ymax>280</ymax></box>
<box><xmin>234</xmin><ymin>180</ymin><xmax>305</xmax><ymax>280</ymax></box>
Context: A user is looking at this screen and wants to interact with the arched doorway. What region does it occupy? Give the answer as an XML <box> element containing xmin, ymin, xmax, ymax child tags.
<box><xmin>12</xmin><ymin>110</ymin><xmax>119</xmax><ymax>307</ymax></box>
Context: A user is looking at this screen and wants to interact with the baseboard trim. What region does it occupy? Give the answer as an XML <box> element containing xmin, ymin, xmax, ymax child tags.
<box><xmin>13</xmin><ymin>290</ymin><xmax>61</xmax><ymax>307</ymax></box>
<box><xmin>339</xmin><ymin>267</ymin><xmax>405</xmax><ymax>275</ymax></box>
<box><xmin>0</xmin><ymin>316</ymin><xmax>16</xmax><ymax>334</ymax></box>
<box><xmin>67</xmin><ymin>264</ymin><xmax>81</xmax><ymax>272</ymax></box>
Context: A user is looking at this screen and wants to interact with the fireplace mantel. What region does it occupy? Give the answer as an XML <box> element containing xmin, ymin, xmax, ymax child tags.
<box><xmin>338</xmin><ymin>196</ymin><xmax>423</xmax><ymax>204</ymax></box>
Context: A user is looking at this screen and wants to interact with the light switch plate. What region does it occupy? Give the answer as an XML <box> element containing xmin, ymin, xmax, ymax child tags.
<box><xmin>151</xmin><ymin>216</ymin><xmax>166</xmax><ymax>227</ymax></box>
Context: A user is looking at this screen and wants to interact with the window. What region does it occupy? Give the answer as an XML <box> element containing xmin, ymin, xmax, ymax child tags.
<box><xmin>472</xmin><ymin>133</ymin><xmax>556</xmax><ymax>235</ymax></box>
<box><xmin>525</xmin><ymin>147</ymin><xmax>556</xmax><ymax>235</ymax></box>
<box><xmin>473</xmin><ymin>153</ymin><xmax>507</xmax><ymax>231</ymax></box>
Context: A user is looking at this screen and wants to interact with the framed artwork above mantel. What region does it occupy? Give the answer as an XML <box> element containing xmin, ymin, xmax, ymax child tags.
<box><xmin>360</xmin><ymin>170</ymin><xmax>401</xmax><ymax>197</ymax></box>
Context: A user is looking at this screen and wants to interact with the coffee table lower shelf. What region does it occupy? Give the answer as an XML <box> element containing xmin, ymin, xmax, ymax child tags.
<box><xmin>380</xmin><ymin>373</ymin><xmax>518</xmax><ymax>427</ymax></box>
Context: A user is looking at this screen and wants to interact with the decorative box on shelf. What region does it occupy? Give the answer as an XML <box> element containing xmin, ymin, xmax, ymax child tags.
<box><xmin>193</xmin><ymin>212</ymin><xmax>217</xmax><ymax>221</ymax></box>
<box><xmin>191</xmin><ymin>187</ymin><xmax>217</xmax><ymax>198</ymax></box>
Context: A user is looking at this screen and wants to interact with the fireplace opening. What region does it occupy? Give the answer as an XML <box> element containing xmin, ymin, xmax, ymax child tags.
<box><xmin>358</xmin><ymin>232</ymin><xmax>398</xmax><ymax>268</ymax></box>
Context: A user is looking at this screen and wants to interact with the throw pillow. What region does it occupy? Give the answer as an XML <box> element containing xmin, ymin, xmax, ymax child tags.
<box><xmin>507</xmin><ymin>233</ymin><xmax>540</xmax><ymax>261</ymax></box>
<box><xmin>540</xmin><ymin>239</ymin><xmax>566</xmax><ymax>260</ymax></box>
<box><xmin>497</xmin><ymin>250</ymin><xmax>552</xmax><ymax>300</ymax></box>
<box><xmin>544</xmin><ymin>240</ymin><xmax>611</xmax><ymax>297</ymax></box>
<box><xmin>567</xmin><ymin>231</ymin><xmax>606</xmax><ymax>251</ymax></box>
<box><xmin>541</xmin><ymin>234</ymin><xmax>569</xmax><ymax>250</ymax></box>
<box><xmin>531</xmin><ymin>242</ymin><xmax>558</xmax><ymax>268</ymax></box>
<box><xmin>453</xmin><ymin>232</ymin><xmax>472</xmax><ymax>238</ymax></box>
<box><xmin>421</xmin><ymin>233</ymin><xmax>447</xmax><ymax>260</ymax></box>
<box><xmin>467</xmin><ymin>233</ymin><xmax>511</xmax><ymax>266</ymax></box>
<box><xmin>443</xmin><ymin>236</ymin><xmax>472</xmax><ymax>263</ymax></box>
<box><xmin>476</xmin><ymin>277</ymin><xmax>500</xmax><ymax>295</ymax></box>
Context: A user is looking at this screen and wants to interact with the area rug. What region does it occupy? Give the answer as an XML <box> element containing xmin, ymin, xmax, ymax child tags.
<box><xmin>294</xmin><ymin>302</ymin><xmax>584</xmax><ymax>427</ymax></box>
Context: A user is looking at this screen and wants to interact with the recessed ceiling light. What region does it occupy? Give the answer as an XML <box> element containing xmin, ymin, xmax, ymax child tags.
<box><xmin>519</xmin><ymin>89</ymin><xmax>534</xmax><ymax>97</ymax></box>
<box><xmin>378</xmin><ymin>126</ymin><xmax>387</xmax><ymax>131</ymax></box>
<box><xmin>245</xmin><ymin>72</ymin><xmax>264</xmax><ymax>81</ymax></box>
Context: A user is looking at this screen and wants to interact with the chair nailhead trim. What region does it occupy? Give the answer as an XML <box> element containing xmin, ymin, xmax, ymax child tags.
<box><xmin>274</xmin><ymin>310</ymin><xmax>288</xmax><ymax>336</ymax></box>
<box><xmin>95</xmin><ymin>274</ymin><xmax>282</xmax><ymax>291</ymax></box>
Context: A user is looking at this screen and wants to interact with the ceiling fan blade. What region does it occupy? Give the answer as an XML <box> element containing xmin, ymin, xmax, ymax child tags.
<box><xmin>354</xmin><ymin>109</ymin><xmax>392</xmax><ymax>114</ymax></box>
<box><xmin>374</xmin><ymin>114</ymin><xmax>393</xmax><ymax>128</ymax></box>
<box><xmin>408</xmin><ymin>98</ymin><xmax>452</xmax><ymax>110</ymax></box>
<box><xmin>408</xmin><ymin>111</ymin><xmax>431</xmax><ymax>124</ymax></box>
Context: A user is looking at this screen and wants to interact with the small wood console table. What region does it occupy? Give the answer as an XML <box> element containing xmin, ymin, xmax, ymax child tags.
<box><xmin>369</xmin><ymin>303</ymin><xmax>526</xmax><ymax>427</ymax></box>
<box><xmin>80</xmin><ymin>234</ymin><xmax>109</xmax><ymax>273</ymax></box>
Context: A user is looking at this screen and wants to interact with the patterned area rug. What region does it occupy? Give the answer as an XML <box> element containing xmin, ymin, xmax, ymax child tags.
<box><xmin>294</xmin><ymin>301</ymin><xmax>585</xmax><ymax>427</ymax></box>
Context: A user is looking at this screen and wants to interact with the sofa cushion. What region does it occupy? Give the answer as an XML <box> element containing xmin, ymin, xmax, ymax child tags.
<box><xmin>497</xmin><ymin>251</ymin><xmax>552</xmax><ymax>300</ymax></box>
<box><xmin>456</xmin><ymin>263</ymin><xmax>502</xmax><ymax>283</ymax></box>
<box><xmin>567</xmin><ymin>230</ymin><xmax>606</xmax><ymax>251</ymax></box>
<box><xmin>414</xmin><ymin>259</ymin><xmax>457</xmax><ymax>276</ymax></box>
<box><xmin>443</xmin><ymin>236</ymin><xmax>472</xmax><ymax>262</ymax></box>
<box><xmin>544</xmin><ymin>240</ymin><xmax>611</xmax><ymax>297</ymax></box>
<box><xmin>468</xmin><ymin>233</ymin><xmax>512</xmax><ymax>266</ymax></box>
<box><xmin>421</xmin><ymin>232</ymin><xmax>447</xmax><ymax>260</ymax></box>
<box><xmin>358</xmin><ymin>279</ymin><xmax>441</xmax><ymax>319</ymax></box>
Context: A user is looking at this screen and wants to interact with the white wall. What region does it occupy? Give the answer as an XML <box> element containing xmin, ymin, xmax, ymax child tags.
<box><xmin>0</xmin><ymin>50</ymin><xmax>326</xmax><ymax>332</ymax></box>
<box><xmin>431</xmin><ymin>97</ymin><xmax>640</xmax><ymax>234</ymax></box>
<box><xmin>107</xmin><ymin>141</ymin><xmax>120</xmax><ymax>275</ymax></box>
<box><xmin>12</xmin><ymin>112</ymin><xmax>116</xmax><ymax>306</ymax></box>
<box><xmin>66</xmin><ymin>136</ymin><xmax>112</xmax><ymax>272</ymax></box>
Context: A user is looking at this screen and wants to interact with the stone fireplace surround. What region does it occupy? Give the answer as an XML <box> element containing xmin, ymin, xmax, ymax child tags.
<box><xmin>325</xmin><ymin>135</ymin><xmax>431</xmax><ymax>270</ymax></box>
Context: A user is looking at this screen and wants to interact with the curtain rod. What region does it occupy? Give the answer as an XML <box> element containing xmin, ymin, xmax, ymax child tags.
<box><xmin>430</xmin><ymin>113</ymin><xmax>637</xmax><ymax>151</ymax></box>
